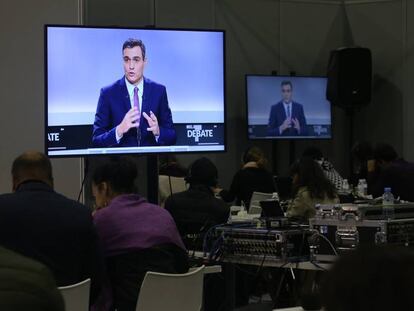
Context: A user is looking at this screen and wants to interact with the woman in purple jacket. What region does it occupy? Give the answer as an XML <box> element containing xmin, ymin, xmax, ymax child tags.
<box><xmin>92</xmin><ymin>157</ymin><xmax>188</xmax><ymax>311</ymax></box>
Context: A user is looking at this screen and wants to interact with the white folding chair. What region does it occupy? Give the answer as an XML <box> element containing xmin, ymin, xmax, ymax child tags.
<box><xmin>58</xmin><ymin>278</ymin><xmax>90</xmax><ymax>311</ymax></box>
<box><xmin>135</xmin><ymin>265</ymin><xmax>205</xmax><ymax>311</ymax></box>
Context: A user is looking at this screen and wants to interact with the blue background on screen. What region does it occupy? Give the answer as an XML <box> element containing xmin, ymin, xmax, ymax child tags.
<box><xmin>47</xmin><ymin>26</ymin><xmax>224</xmax><ymax>125</ymax></box>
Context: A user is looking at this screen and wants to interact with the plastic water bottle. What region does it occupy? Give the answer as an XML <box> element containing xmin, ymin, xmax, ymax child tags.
<box><xmin>342</xmin><ymin>179</ymin><xmax>350</xmax><ymax>193</ymax></box>
<box><xmin>382</xmin><ymin>187</ymin><xmax>394</xmax><ymax>205</ymax></box>
<box><xmin>382</xmin><ymin>187</ymin><xmax>395</xmax><ymax>219</ymax></box>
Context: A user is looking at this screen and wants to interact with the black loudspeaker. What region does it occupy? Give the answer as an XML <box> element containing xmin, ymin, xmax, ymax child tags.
<box><xmin>326</xmin><ymin>47</ymin><xmax>372</xmax><ymax>109</ymax></box>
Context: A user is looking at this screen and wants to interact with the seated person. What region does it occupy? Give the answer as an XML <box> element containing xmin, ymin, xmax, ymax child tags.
<box><xmin>92</xmin><ymin>157</ymin><xmax>188</xmax><ymax>311</ymax></box>
<box><xmin>302</xmin><ymin>146</ymin><xmax>344</xmax><ymax>191</ymax></box>
<box><xmin>0</xmin><ymin>245</ymin><xmax>64</xmax><ymax>311</ymax></box>
<box><xmin>321</xmin><ymin>245</ymin><xmax>414</xmax><ymax>311</ymax></box>
<box><xmin>217</xmin><ymin>146</ymin><xmax>276</xmax><ymax>210</ymax></box>
<box><xmin>367</xmin><ymin>143</ymin><xmax>414</xmax><ymax>201</ymax></box>
<box><xmin>0</xmin><ymin>151</ymin><xmax>103</xmax><ymax>304</ymax></box>
<box><xmin>164</xmin><ymin>157</ymin><xmax>230</xmax><ymax>249</ymax></box>
<box><xmin>287</xmin><ymin>157</ymin><xmax>339</xmax><ymax>220</ymax></box>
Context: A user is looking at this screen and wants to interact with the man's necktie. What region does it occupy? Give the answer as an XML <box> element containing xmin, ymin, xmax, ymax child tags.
<box><xmin>134</xmin><ymin>87</ymin><xmax>141</xmax><ymax>145</ymax></box>
<box><xmin>133</xmin><ymin>87</ymin><xmax>141</xmax><ymax>125</ymax></box>
<box><xmin>287</xmin><ymin>105</ymin><xmax>291</xmax><ymax>118</ymax></box>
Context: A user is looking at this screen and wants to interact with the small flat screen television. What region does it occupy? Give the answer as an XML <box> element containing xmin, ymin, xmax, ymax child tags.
<box><xmin>45</xmin><ymin>25</ymin><xmax>225</xmax><ymax>157</ymax></box>
<box><xmin>246</xmin><ymin>75</ymin><xmax>332</xmax><ymax>139</ymax></box>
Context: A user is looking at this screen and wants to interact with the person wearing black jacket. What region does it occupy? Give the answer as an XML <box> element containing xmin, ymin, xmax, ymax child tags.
<box><xmin>0</xmin><ymin>151</ymin><xmax>103</xmax><ymax>305</ymax></box>
<box><xmin>218</xmin><ymin>146</ymin><xmax>276</xmax><ymax>210</ymax></box>
<box><xmin>367</xmin><ymin>143</ymin><xmax>414</xmax><ymax>201</ymax></box>
<box><xmin>164</xmin><ymin>157</ymin><xmax>229</xmax><ymax>249</ymax></box>
<box><xmin>165</xmin><ymin>157</ymin><xmax>229</xmax><ymax>311</ymax></box>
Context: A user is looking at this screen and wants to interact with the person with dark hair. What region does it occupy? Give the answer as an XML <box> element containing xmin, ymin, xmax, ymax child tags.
<box><xmin>321</xmin><ymin>245</ymin><xmax>414</xmax><ymax>311</ymax></box>
<box><xmin>217</xmin><ymin>146</ymin><xmax>276</xmax><ymax>210</ymax></box>
<box><xmin>367</xmin><ymin>142</ymin><xmax>414</xmax><ymax>201</ymax></box>
<box><xmin>164</xmin><ymin>157</ymin><xmax>229</xmax><ymax>249</ymax></box>
<box><xmin>92</xmin><ymin>157</ymin><xmax>188</xmax><ymax>311</ymax></box>
<box><xmin>302</xmin><ymin>146</ymin><xmax>344</xmax><ymax>191</ymax></box>
<box><xmin>92</xmin><ymin>38</ymin><xmax>176</xmax><ymax>147</ymax></box>
<box><xmin>267</xmin><ymin>80</ymin><xmax>307</xmax><ymax>136</ymax></box>
<box><xmin>287</xmin><ymin>157</ymin><xmax>339</xmax><ymax>220</ymax></box>
<box><xmin>164</xmin><ymin>157</ymin><xmax>229</xmax><ymax>311</ymax></box>
<box><xmin>0</xmin><ymin>151</ymin><xmax>103</xmax><ymax>304</ymax></box>
<box><xmin>351</xmin><ymin>140</ymin><xmax>373</xmax><ymax>184</ymax></box>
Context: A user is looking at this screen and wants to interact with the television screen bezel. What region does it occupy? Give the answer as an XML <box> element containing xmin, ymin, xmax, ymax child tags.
<box><xmin>44</xmin><ymin>24</ymin><xmax>227</xmax><ymax>158</ymax></box>
<box><xmin>245</xmin><ymin>74</ymin><xmax>333</xmax><ymax>141</ymax></box>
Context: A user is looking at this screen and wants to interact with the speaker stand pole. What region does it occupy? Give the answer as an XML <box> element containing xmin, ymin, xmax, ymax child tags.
<box><xmin>346</xmin><ymin>107</ymin><xmax>355</xmax><ymax>182</ymax></box>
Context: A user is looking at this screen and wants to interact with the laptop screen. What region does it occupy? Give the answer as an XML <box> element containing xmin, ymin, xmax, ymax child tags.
<box><xmin>260</xmin><ymin>200</ymin><xmax>285</xmax><ymax>218</ymax></box>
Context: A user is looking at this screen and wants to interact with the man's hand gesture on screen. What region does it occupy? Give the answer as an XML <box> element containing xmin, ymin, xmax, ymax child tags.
<box><xmin>116</xmin><ymin>107</ymin><xmax>140</xmax><ymax>138</ymax></box>
<box><xmin>143</xmin><ymin>111</ymin><xmax>160</xmax><ymax>137</ymax></box>
<box><xmin>279</xmin><ymin>118</ymin><xmax>291</xmax><ymax>134</ymax></box>
<box><xmin>292</xmin><ymin>117</ymin><xmax>301</xmax><ymax>133</ymax></box>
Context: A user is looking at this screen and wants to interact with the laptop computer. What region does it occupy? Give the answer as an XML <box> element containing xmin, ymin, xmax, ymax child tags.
<box><xmin>259</xmin><ymin>199</ymin><xmax>285</xmax><ymax>218</ymax></box>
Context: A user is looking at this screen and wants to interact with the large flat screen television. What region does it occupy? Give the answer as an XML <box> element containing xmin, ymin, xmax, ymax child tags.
<box><xmin>45</xmin><ymin>25</ymin><xmax>225</xmax><ymax>157</ymax></box>
<box><xmin>246</xmin><ymin>75</ymin><xmax>332</xmax><ymax>139</ymax></box>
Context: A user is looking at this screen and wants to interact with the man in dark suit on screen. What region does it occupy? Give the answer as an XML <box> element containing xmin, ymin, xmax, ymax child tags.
<box><xmin>92</xmin><ymin>38</ymin><xmax>176</xmax><ymax>147</ymax></box>
<box><xmin>267</xmin><ymin>80</ymin><xmax>307</xmax><ymax>136</ymax></box>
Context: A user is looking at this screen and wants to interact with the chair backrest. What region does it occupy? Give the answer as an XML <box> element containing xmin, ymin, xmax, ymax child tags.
<box><xmin>58</xmin><ymin>278</ymin><xmax>90</xmax><ymax>311</ymax></box>
<box><xmin>249</xmin><ymin>191</ymin><xmax>276</xmax><ymax>214</ymax></box>
<box><xmin>159</xmin><ymin>175</ymin><xmax>187</xmax><ymax>206</ymax></box>
<box><xmin>135</xmin><ymin>265</ymin><xmax>205</xmax><ymax>311</ymax></box>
